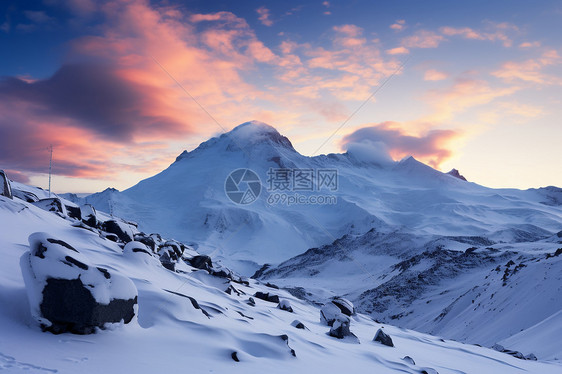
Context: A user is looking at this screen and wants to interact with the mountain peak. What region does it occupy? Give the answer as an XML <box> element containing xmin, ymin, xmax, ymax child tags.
<box><xmin>225</xmin><ymin>120</ymin><xmax>294</xmax><ymax>150</ymax></box>
<box><xmin>447</xmin><ymin>168</ymin><xmax>467</xmax><ymax>181</ymax></box>
<box><xmin>175</xmin><ymin>121</ymin><xmax>295</xmax><ymax>162</ymax></box>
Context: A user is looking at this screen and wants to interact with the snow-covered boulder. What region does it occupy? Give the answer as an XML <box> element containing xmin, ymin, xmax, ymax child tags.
<box><xmin>331</xmin><ymin>297</ymin><xmax>355</xmax><ymax>316</ymax></box>
<box><xmin>20</xmin><ymin>232</ymin><xmax>138</xmax><ymax>334</ymax></box>
<box><xmin>373</xmin><ymin>328</ymin><xmax>394</xmax><ymax>347</ymax></box>
<box><xmin>123</xmin><ymin>241</ymin><xmax>159</xmax><ymax>267</ymax></box>
<box><xmin>254</xmin><ymin>291</ymin><xmax>280</xmax><ymax>303</ymax></box>
<box><xmin>189</xmin><ymin>255</ymin><xmax>212</xmax><ymax>270</ymax></box>
<box><xmin>133</xmin><ymin>232</ymin><xmax>156</xmax><ymax>251</ymax></box>
<box><xmin>402</xmin><ymin>356</ymin><xmax>415</xmax><ymax>365</ymax></box>
<box><xmin>81</xmin><ymin>204</ymin><xmax>98</xmax><ymax>228</ymax></box>
<box><xmin>278</xmin><ymin>299</ymin><xmax>293</xmax><ymax>313</ymax></box>
<box><xmin>63</xmin><ymin>200</ymin><xmax>81</xmax><ymax>221</ymax></box>
<box><xmin>32</xmin><ymin>198</ymin><xmax>67</xmax><ymax>217</ymax></box>
<box><xmin>329</xmin><ymin>314</ymin><xmax>355</xmax><ymax>339</ymax></box>
<box><xmin>291</xmin><ymin>320</ymin><xmax>307</xmax><ymax>329</ymax></box>
<box><xmin>102</xmin><ymin>219</ymin><xmax>134</xmax><ymax>243</ymax></box>
<box><xmin>320</xmin><ymin>301</ymin><xmax>343</xmax><ymax>326</ymax></box>
<box><xmin>155</xmin><ymin>241</ymin><xmax>185</xmax><ymax>271</ymax></box>
<box><xmin>0</xmin><ymin>170</ymin><xmax>13</xmax><ymax>199</ymax></box>
<box><xmin>12</xmin><ymin>188</ymin><xmax>39</xmax><ymax>202</ymax></box>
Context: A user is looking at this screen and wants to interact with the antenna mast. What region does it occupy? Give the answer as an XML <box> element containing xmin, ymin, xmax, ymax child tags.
<box><xmin>48</xmin><ymin>145</ymin><xmax>53</xmax><ymax>198</ymax></box>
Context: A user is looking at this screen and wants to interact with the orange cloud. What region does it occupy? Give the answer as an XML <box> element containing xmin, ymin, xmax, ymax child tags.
<box><xmin>424</xmin><ymin>69</ymin><xmax>448</xmax><ymax>81</ymax></box>
<box><xmin>491</xmin><ymin>50</ymin><xmax>562</xmax><ymax>84</ymax></box>
<box><xmin>386</xmin><ymin>46</ymin><xmax>409</xmax><ymax>55</ymax></box>
<box><xmin>423</xmin><ymin>77</ymin><xmax>520</xmax><ymax>122</ymax></box>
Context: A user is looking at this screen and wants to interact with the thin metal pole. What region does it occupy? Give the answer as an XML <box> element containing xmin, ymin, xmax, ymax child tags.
<box><xmin>48</xmin><ymin>145</ymin><xmax>52</xmax><ymax>198</ymax></box>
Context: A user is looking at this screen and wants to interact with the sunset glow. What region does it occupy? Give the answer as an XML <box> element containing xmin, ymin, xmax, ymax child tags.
<box><xmin>1</xmin><ymin>0</ymin><xmax>561</xmax><ymax>192</ymax></box>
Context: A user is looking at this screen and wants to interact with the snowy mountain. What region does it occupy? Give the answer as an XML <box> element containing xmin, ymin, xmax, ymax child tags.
<box><xmin>1</xmin><ymin>182</ymin><xmax>561</xmax><ymax>373</ymax></box>
<box><xmin>78</xmin><ymin>121</ymin><xmax>562</xmax><ymax>269</ymax></box>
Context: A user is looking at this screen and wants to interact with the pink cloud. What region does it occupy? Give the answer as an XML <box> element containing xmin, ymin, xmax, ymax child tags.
<box><xmin>341</xmin><ymin>122</ymin><xmax>460</xmax><ymax>168</ymax></box>
<box><xmin>439</xmin><ymin>22</ymin><xmax>519</xmax><ymax>47</ymax></box>
<box><xmin>256</xmin><ymin>6</ymin><xmax>273</xmax><ymax>27</ymax></box>
<box><xmin>386</xmin><ymin>46</ymin><xmax>409</xmax><ymax>55</ymax></box>
<box><xmin>424</xmin><ymin>69</ymin><xmax>448</xmax><ymax>81</ymax></box>
<box><xmin>390</xmin><ymin>19</ymin><xmax>405</xmax><ymax>31</ymax></box>
<box><xmin>423</xmin><ymin>77</ymin><xmax>520</xmax><ymax>122</ymax></box>
<box><xmin>402</xmin><ymin>30</ymin><xmax>445</xmax><ymax>48</ymax></box>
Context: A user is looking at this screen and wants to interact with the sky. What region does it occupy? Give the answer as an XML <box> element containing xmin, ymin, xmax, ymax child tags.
<box><xmin>1</xmin><ymin>0</ymin><xmax>561</xmax><ymax>193</ymax></box>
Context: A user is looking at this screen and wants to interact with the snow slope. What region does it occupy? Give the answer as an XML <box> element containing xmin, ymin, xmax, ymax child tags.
<box><xmin>59</xmin><ymin>121</ymin><xmax>562</xmax><ymax>358</ymax></box>
<box><xmin>1</xmin><ymin>190</ymin><xmax>561</xmax><ymax>373</ymax></box>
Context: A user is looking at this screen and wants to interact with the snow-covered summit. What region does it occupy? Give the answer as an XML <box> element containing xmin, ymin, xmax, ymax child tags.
<box><xmin>175</xmin><ymin>120</ymin><xmax>295</xmax><ymax>163</ymax></box>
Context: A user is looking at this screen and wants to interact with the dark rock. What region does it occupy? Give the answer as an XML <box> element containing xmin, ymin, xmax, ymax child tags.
<box><xmin>291</xmin><ymin>320</ymin><xmax>306</xmax><ymax>329</ymax></box>
<box><xmin>81</xmin><ymin>204</ymin><xmax>98</xmax><ymax>228</ymax></box>
<box><xmin>159</xmin><ymin>252</ymin><xmax>176</xmax><ymax>271</ymax></box>
<box><xmin>102</xmin><ymin>220</ymin><xmax>134</xmax><ymax>243</ymax></box>
<box><xmin>254</xmin><ymin>291</ymin><xmax>279</xmax><ymax>303</ymax></box>
<box><xmin>373</xmin><ymin>328</ymin><xmax>394</xmax><ymax>347</ymax></box>
<box><xmin>40</xmin><ymin>278</ymin><xmax>137</xmax><ymax>334</ymax></box>
<box><xmin>247</xmin><ymin>297</ymin><xmax>256</xmax><ymax>306</ymax></box>
<box><xmin>225</xmin><ymin>285</ymin><xmax>243</xmax><ymax>296</ymax></box>
<box><xmin>465</xmin><ymin>247</ymin><xmax>477</xmax><ymax>254</ymax></box>
<box><xmin>64</xmin><ymin>203</ymin><xmax>81</xmax><ymax>221</ymax></box>
<box><xmin>32</xmin><ymin>198</ymin><xmax>67</xmax><ymax>217</ymax></box>
<box><xmin>21</xmin><ymin>233</ymin><xmax>138</xmax><ymax>335</ymax></box>
<box><xmin>278</xmin><ymin>299</ymin><xmax>293</xmax><ymax>313</ymax></box>
<box><xmin>331</xmin><ymin>297</ymin><xmax>355</xmax><ymax>316</ymax></box>
<box><xmin>12</xmin><ymin>189</ymin><xmax>38</xmax><ymax>202</ymax></box>
<box><xmin>279</xmin><ymin>334</ymin><xmax>297</xmax><ymax>357</ymax></box>
<box><xmin>0</xmin><ymin>170</ymin><xmax>13</xmax><ymax>199</ymax></box>
<box><xmin>546</xmin><ymin>248</ymin><xmax>562</xmax><ymax>259</ymax></box>
<box><xmin>160</xmin><ymin>241</ymin><xmax>183</xmax><ymax>261</ymax></box>
<box><xmin>321</xmin><ymin>302</ymin><xmax>343</xmax><ymax>326</ymax></box>
<box><xmin>189</xmin><ymin>255</ymin><xmax>212</xmax><ymax>270</ymax></box>
<box><xmin>402</xmin><ymin>356</ymin><xmax>415</xmax><ymax>365</ymax></box>
<box><xmin>251</xmin><ymin>263</ymin><xmax>271</xmax><ymax>279</ymax></box>
<box><xmin>557</xmin><ymin>231</ymin><xmax>562</xmax><ymax>238</ymax></box>
<box><xmin>231</xmin><ymin>351</ymin><xmax>239</xmax><ymax>362</ymax></box>
<box><xmin>103</xmin><ymin>233</ymin><xmax>120</xmax><ymax>242</ymax></box>
<box><xmin>265</xmin><ymin>282</ymin><xmax>279</xmax><ymax>289</ymax></box>
<box><xmin>329</xmin><ymin>315</ymin><xmax>353</xmax><ymax>339</ymax></box>
<box><xmin>447</xmin><ymin>168</ymin><xmax>467</xmax><ymax>181</ymax></box>
<box><xmin>133</xmin><ymin>233</ymin><xmax>156</xmax><ymax>251</ymax></box>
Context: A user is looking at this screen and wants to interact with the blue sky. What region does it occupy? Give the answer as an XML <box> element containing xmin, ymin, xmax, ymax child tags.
<box><xmin>1</xmin><ymin>0</ymin><xmax>561</xmax><ymax>192</ymax></box>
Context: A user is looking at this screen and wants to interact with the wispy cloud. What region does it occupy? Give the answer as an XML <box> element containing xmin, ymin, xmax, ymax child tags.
<box><xmin>256</xmin><ymin>6</ymin><xmax>273</xmax><ymax>26</ymax></box>
<box><xmin>402</xmin><ymin>30</ymin><xmax>445</xmax><ymax>48</ymax></box>
<box><xmin>491</xmin><ymin>50</ymin><xmax>562</xmax><ymax>84</ymax></box>
<box><xmin>390</xmin><ymin>19</ymin><xmax>405</xmax><ymax>31</ymax></box>
<box><xmin>424</xmin><ymin>69</ymin><xmax>448</xmax><ymax>81</ymax></box>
